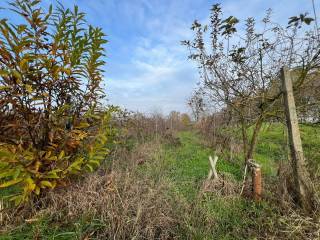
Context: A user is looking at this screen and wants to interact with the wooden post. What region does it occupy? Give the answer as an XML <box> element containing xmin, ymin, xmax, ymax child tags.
<box><xmin>248</xmin><ymin>160</ymin><xmax>262</xmax><ymax>201</ymax></box>
<box><xmin>281</xmin><ymin>66</ymin><xmax>314</xmax><ymax>212</ymax></box>
<box><xmin>207</xmin><ymin>155</ymin><xmax>219</xmax><ymax>180</ymax></box>
<box><xmin>252</xmin><ymin>167</ymin><xmax>262</xmax><ymax>201</ymax></box>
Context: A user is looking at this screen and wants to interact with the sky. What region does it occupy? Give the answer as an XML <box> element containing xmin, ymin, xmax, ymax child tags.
<box><xmin>3</xmin><ymin>0</ymin><xmax>319</xmax><ymax>114</ymax></box>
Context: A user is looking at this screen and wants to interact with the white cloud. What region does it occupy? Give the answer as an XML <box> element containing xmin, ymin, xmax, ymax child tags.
<box><xmin>77</xmin><ymin>0</ymin><xmax>317</xmax><ymax>114</ymax></box>
<box><xmin>107</xmin><ymin>39</ymin><xmax>198</xmax><ymax>113</ymax></box>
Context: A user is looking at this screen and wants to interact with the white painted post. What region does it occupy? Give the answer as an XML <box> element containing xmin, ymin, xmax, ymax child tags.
<box><xmin>207</xmin><ymin>155</ymin><xmax>219</xmax><ymax>180</ymax></box>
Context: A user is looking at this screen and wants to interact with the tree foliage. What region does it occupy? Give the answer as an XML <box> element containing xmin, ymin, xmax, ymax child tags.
<box><xmin>0</xmin><ymin>0</ymin><xmax>110</xmax><ymax>204</ymax></box>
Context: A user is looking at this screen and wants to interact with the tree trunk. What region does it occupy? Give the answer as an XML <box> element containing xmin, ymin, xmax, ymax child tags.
<box><xmin>246</xmin><ymin>117</ymin><xmax>263</xmax><ymax>162</ymax></box>
<box><xmin>281</xmin><ymin>66</ymin><xmax>315</xmax><ymax>213</ymax></box>
<box><xmin>240</xmin><ymin>119</ymin><xmax>248</xmax><ymax>162</ymax></box>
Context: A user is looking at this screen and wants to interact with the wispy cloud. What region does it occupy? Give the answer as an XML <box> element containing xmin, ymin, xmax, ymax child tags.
<box><xmin>102</xmin><ymin>0</ymin><xmax>316</xmax><ymax>114</ymax></box>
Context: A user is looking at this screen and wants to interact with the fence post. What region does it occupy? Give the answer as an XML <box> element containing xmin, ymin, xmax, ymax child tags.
<box><xmin>281</xmin><ymin>66</ymin><xmax>314</xmax><ymax>212</ymax></box>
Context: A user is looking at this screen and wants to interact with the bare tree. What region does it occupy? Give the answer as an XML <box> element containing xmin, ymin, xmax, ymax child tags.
<box><xmin>183</xmin><ymin>5</ymin><xmax>320</xmax><ymax>162</ymax></box>
<box><xmin>183</xmin><ymin>4</ymin><xmax>320</xmax><ymax>210</ymax></box>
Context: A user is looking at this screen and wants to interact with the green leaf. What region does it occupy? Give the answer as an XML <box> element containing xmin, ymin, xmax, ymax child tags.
<box><xmin>13</xmin><ymin>168</ymin><xmax>21</xmax><ymax>179</ymax></box>
<box><xmin>0</xmin><ymin>86</ymin><xmax>11</xmax><ymax>90</ymax></box>
<box><xmin>58</xmin><ymin>150</ymin><xmax>65</xmax><ymax>160</ymax></box>
<box><xmin>0</xmin><ymin>170</ymin><xmax>15</xmax><ymax>179</ymax></box>
<box><xmin>19</xmin><ymin>58</ymin><xmax>29</xmax><ymax>71</ymax></box>
<box><xmin>17</xmin><ymin>24</ymin><xmax>27</xmax><ymax>33</ymax></box>
<box><xmin>10</xmin><ymin>195</ymin><xmax>24</xmax><ymax>206</ymax></box>
<box><xmin>76</xmin><ymin>122</ymin><xmax>90</xmax><ymax>129</ymax></box>
<box><xmin>304</xmin><ymin>17</ymin><xmax>314</xmax><ymax>25</ymax></box>
<box><xmin>40</xmin><ymin>180</ymin><xmax>53</xmax><ymax>188</ymax></box>
<box><xmin>35</xmin><ymin>186</ymin><xmax>40</xmax><ymax>195</ymax></box>
<box><xmin>11</xmin><ymin>70</ymin><xmax>22</xmax><ymax>83</ymax></box>
<box><xmin>25</xmin><ymin>177</ymin><xmax>36</xmax><ymax>191</ymax></box>
<box><xmin>0</xmin><ymin>149</ymin><xmax>13</xmax><ymax>159</ymax></box>
<box><xmin>88</xmin><ymin>160</ymin><xmax>100</xmax><ymax>166</ymax></box>
<box><xmin>25</xmin><ymin>84</ymin><xmax>33</xmax><ymax>93</ymax></box>
<box><xmin>0</xmin><ymin>69</ymin><xmax>9</xmax><ymax>77</ymax></box>
<box><xmin>45</xmin><ymin>170</ymin><xmax>61</xmax><ymax>179</ymax></box>
<box><xmin>86</xmin><ymin>164</ymin><xmax>93</xmax><ymax>172</ymax></box>
<box><xmin>0</xmin><ymin>178</ymin><xmax>23</xmax><ymax>188</ymax></box>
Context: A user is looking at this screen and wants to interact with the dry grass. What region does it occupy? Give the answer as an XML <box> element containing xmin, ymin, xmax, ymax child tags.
<box><xmin>44</xmin><ymin>170</ymin><xmax>178</xmax><ymax>239</ymax></box>
<box><xmin>278</xmin><ymin>210</ymin><xmax>320</xmax><ymax>240</ymax></box>
<box><xmin>1</xmin><ymin>140</ymin><xmax>183</xmax><ymax>239</ymax></box>
<box><xmin>41</xmin><ymin>140</ymin><xmax>181</xmax><ymax>239</ymax></box>
<box><xmin>201</xmin><ymin>174</ymin><xmax>240</xmax><ymax>197</ymax></box>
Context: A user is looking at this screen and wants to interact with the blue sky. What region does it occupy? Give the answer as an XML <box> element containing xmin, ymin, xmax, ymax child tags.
<box><xmin>4</xmin><ymin>0</ymin><xmax>319</xmax><ymax>114</ymax></box>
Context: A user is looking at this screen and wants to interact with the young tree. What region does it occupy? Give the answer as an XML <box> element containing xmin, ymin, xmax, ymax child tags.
<box><xmin>183</xmin><ymin>4</ymin><xmax>319</xmax><ymax>210</ymax></box>
<box><xmin>0</xmin><ymin>0</ymin><xmax>109</xmax><ymax>203</ymax></box>
<box><xmin>183</xmin><ymin>4</ymin><xmax>319</xmax><ymax>161</ymax></box>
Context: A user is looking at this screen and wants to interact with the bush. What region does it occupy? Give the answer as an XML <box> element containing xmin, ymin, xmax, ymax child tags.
<box><xmin>0</xmin><ymin>0</ymin><xmax>109</xmax><ymax>204</ymax></box>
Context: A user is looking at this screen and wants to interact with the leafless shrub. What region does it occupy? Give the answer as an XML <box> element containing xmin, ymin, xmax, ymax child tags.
<box><xmin>129</xmin><ymin>141</ymin><xmax>162</xmax><ymax>166</ymax></box>
<box><xmin>183</xmin><ymin>4</ymin><xmax>320</xmax><ymax>164</ymax></box>
<box><xmin>161</xmin><ymin>130</ymin><xmax>181</xmax><ymax>147</ymax></box>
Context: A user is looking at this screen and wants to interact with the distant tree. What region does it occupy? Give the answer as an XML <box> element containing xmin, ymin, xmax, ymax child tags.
<box><xmin>188</xmin><ymin>88</ymin><xmax>205</xmax><ymax>121</ymax></box>
<box><xmin>168</xmin><ymin>111</ymin><xmax>180</xmax><ymax>130</ymax></box>
<box><xmin>180</xmin><ymin>113</ymin><xmax>191</xmax><ymax>127</ymax></box>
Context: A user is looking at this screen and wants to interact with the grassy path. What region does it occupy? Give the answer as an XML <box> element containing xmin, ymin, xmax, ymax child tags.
<box><xmin>157</xmin><ymin>131</ymin><xmax>272</xmax><ymax>239</ymax></box>
<box><xmin>162</xmin><ymin>131</ymin><xmax>241</xmax><ymax>200</ymax></box>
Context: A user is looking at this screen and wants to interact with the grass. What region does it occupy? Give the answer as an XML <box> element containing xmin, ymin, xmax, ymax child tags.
<box><xmin>0</xmin><ymin>217</ymin><xmax>107</xmax><ymax>240</ymax></box>
<box><xmin>163</xmin><ymin>131</ymin><xmax>242</xmax><ymax>201</ymax></box>
<box><xmin>1</xmin><ymin>123</ymin><xmax>320</xmax><ymax>239</ymax></box>
<box><xmin>160</xmin><ymin>131</ymin><xmax>278</xmax><ymax>239</ymax></box>
<box><xmin>254</xmin><ymin>123</ymin><xmax>320</xmax><ymax>178</ymax></box>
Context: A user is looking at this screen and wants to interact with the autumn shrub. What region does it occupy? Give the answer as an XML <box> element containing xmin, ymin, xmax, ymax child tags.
<box><xmin>0</xmin><ymin>0</ymin><xmax>110</xmax><ymax>204</ymax></box>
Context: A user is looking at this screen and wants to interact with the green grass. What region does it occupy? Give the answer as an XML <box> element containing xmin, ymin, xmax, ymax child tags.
<box><xmin>0</xmin><ymin>214</ymin><xmax>109</xmax><ymax>240</ymax></box>
<box><xmin>254</xmin><ymin>123</ymin><xmax>320</xmax><ymax>177</ymax></box>
<box><xmin>154</xmin><ymin>131</ymin><xmax>277</xmax><ymax>239</ymax></box>
<box><xmin>162</xmin><ymin>131</ymin><xmax>242</xmax><ymax>201</ymax></box>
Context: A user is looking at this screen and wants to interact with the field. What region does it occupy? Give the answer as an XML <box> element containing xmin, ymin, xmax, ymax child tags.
<box><xmin>0</xmin><ymin>0</ymin><xmax>320</xmax><ymax>239</ymax></box>
<box><xmin>1</xmin><ymin>123</ymin><xmax>319</xmax><ymax>239</ymax></box>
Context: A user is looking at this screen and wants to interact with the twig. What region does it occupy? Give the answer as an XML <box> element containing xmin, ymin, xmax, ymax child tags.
<box><xmin>240</xmin><ymin>164</ymin><xmax>248</xmax><ymax>195</ymax></box>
